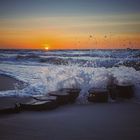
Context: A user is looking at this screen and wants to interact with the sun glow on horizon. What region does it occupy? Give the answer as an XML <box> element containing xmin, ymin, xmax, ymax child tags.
<box><xmin>1</xmin><ymin>1</ymin><xmax>140</xmax><ymax>50</ymax></box>
<box><xmin>45</xmin><ymin>47</ymin><xmax>49</xmax><ymax>50</ymax></box>
<box><xmin>42</xmin><ymin>44</ymin><xmax>50</xmax><ymax>50</ymax></box>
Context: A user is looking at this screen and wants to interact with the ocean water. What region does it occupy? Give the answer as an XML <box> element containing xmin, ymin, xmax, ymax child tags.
<box><xmin>0</xmin><ymin>49</ymin><xmax>140</xmax><ymax>102</ymax></box>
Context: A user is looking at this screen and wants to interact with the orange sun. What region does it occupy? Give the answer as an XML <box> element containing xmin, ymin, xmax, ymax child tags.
<box><xmin>45</xmin><ymin>46</ymin><xmax>49</xmax><ymax>50</ymax></box>
<box><xmin>42</xmin><ymin>43</ymin><xmax>50</xmax><ymax>50</ymax></box>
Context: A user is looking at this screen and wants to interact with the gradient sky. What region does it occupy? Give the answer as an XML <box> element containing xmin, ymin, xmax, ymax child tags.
<box><xmin>0</xmin><ymin>0</ymin><xmax>140</xmax><ymax>49</ymax></box>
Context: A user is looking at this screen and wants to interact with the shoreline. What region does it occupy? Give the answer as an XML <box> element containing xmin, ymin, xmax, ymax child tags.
<box><xmin>0</xmin><ymin>101</ymin><xmax>140</xmax><ymax>140</ymax></box>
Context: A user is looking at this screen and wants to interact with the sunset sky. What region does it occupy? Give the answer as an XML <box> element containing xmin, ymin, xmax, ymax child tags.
<box><xmin>0</xmin><ymin>0</ymin><xmax>140</xmax><ymax>50</ymax></box>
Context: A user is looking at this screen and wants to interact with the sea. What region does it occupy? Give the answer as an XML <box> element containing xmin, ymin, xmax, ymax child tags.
<box><xmin>0</xmin><ymin>49</ymin><xmax>140</xmax><ymax>102</ymax></box>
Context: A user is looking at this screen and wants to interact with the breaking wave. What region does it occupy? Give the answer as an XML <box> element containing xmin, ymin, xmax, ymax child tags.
<box><xmin>0</xmin><ymin>49</ymin><xmax>140</xmax><ymax>103</ymax></box>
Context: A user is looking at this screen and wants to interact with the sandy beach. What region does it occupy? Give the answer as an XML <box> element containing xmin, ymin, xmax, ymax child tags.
<box><xmin>0</xmin><ymin>101</ymin><xmax>140</xmax><ymax>140</ymax></box>
<box><xmin>0</xmin><ymin>74</ymin><xmax>140</xmax><ymax>140</ymax></box>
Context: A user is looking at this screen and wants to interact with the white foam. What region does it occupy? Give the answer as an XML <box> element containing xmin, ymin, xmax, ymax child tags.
<box><xmin>0</xmin><ymin>63</ymin><xmax>140</xmax><ymax>102</ymax></box>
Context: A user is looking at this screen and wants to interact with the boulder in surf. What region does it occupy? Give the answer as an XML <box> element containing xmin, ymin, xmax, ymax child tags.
<box><xmin>19</xmin><ymin>98</ymin><xmax>58</xmax><ymax>111</ymax></box>
<box><xmin>62</xmin><ymin>88</ymin><xmax>80</xmax><ymax>103</ymax></box>
<box><xmin>48</xmin><ymin>90</ymin><xmax>70</xmax><ymax>105</ymax></box>
<box><xmin>115</xmin><ymin>84</ymin><xmax>134</xmax><ymax>99</ymax></box>
<box><xmin>88</xmin><ymin>88</ymin><xmax>108</xmax><ymax>102</ymax></box>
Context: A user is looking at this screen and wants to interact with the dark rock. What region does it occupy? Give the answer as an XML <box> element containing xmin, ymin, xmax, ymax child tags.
<box><xmin>88</xmin><ymin>88</ymin><xmax>108</xmax><ymax>102</ymax></box>
<box><xmin>33</xmin><ymin>95</ymin><xmax>57</xmax><ymax>101</ymax></box>
<box><xmin>48</xmin><ymin>90</ymin><xmax>70</xmax><ymax>105</ymax></box>
<box><xmin>115</xmin><ymin>84</ymin><xmax>134</xmax><ymax>99</ymax></box>
<box><xmin>108</xmin><ymin>85</ymin><xmax>118</xmax><ymax>100</ymax></box>
<box><xmin>108</xmin><ymin>84</ymin><xmax>134</xmax><ymax>99</ymax></box>
<box><xmin>19</xmin><ymin>99</ymin><xmax>58</xmax><ymax>111</ymax></box>
<box><xmin>48</xmin><ymin>88</ymin><xmax>80</xmax><ymax>104</ymax></box>
<box><xmin>62</xmin><ymin>88</ymin><xmax>80</xmax><ymax>103</ymax></box>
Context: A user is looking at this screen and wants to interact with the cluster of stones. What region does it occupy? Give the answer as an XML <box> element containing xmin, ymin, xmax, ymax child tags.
<box><xmin>0</xmin><ymin>88</ymin><xmax>80</xmax><ymax>113</ymax></box>
<box><xmin>0</xmin><ymin>84</ymin><xmax>134</xmax><ymax>114</ymax></box>
<box><xmin>88</xmin><ymin>84</ymin><xmax>134</xmax><ymax>102</ymax></box>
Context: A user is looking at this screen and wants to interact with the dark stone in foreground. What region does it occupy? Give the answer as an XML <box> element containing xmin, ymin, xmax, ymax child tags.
<box><xmin>108</xmin><ymin>85</ymin><xmax>118</xmax><ymax>100</ymax></box>
<box><xmin>0</xmin><ymin>88</ymin><xmax>80</xmax><ymax>114</ymax></box>
<box><xmin>88</xmin><ymin>88</ymin><xmax>108</xmax><ymax>102</ymax></box>
<box><xmin>20</xmin><ymin>99</ymin><xmax>58</xmax><ymax>111</ymax></box>
<box><xmin>108</xmin><ymin>84</ymin><xmax>134</xmax><ymax>99</ymax></box>
<box><xmin>49</xmin><ymin>88</ymin><xmax>80</xmax><ymax>104</ymax></box>
<box><xmin>19</xmin><ymin>88</ymin><xmax>80</xmax><ymax>111</ymax></box>
<box><xmin>116</xmin><ymin>84</ymin><xmax>134</xmax><ymax>99</ymax></box>
<box><xmin>18</xmin><ymin>88</ymin><xmax>80</xmax><ymax>111</ymax></box>
<box><xmin>33</xmin><ymin>95</ymin><xmax>57</xmax><ymax>101</ymax></box>
<box><xmin>0</xmin><ymin>97</ymin><xmax>58</xmax><ymax>113</ymax></box>
<box><xmin>64</xmin><ymin>88</ymin><xmax>80</xmax><ymax>103</ymax></box>
<box><xmin>49</xmin><ymin>90</ymin><xmax>71</xmax><ymax>105</ymax></box>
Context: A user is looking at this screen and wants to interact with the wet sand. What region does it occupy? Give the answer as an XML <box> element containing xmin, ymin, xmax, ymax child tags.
<box><xmin>0</xmin><ymin>97</ymin><xmax>140</xmax><ymax>140</ymax></box>
<box><xmin>0</xmin><ymin>74</ymin><xmax>25</xmax><ymax>91</ymax></box>
<box><xmin>0</xmin><ymin>75</ymin><xmax>140</xmax><ymax>140</ymax></box>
